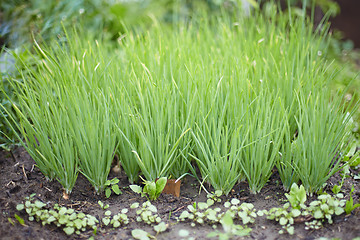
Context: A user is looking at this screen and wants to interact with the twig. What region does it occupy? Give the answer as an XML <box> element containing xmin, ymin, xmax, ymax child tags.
<box><xmin>22</xmin><ymin>164</ymin><xmax>28</xmax><ymax>183</ymax></box>
<box><xmin>172</xmin><ymin>205</ymin><xmax>185</xmax><ymax>213</ymax></box>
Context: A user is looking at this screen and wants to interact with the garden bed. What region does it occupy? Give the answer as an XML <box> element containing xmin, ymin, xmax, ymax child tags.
<box><xmin>1</xmin><ymin>147</ymin><xmax>359</xmax><ymax>240</ymax></box>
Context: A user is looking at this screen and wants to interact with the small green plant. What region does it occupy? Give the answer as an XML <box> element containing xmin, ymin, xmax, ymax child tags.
<box><xmin>101</xmin><ymin>209</ymin><xmax>129</xmax><ymax>227</ymax></box>
<box><xmin>16</xmin><ymin>194</ymin><xmax>99</xmax><ymax>235</ymax></box>
<box><xmin>101</xmin><ymin>210</ymin><xmax>112</xmax><ymax>226</ymax></box>
<box><xmin>130</xmin><ymin>177</ymin><xmax>167</xmax><ymax>201</ymax></box>
<box><xmin>207</xmin><ymin>190</ymin><xmax>223</xmax><ymax>203</ymax></box>
<box><xmin>179</xmin><ymin>195</ymin><xmax>259</xmax><ymax>228</ymax></box>
<box><xmin>98</xmin><ymin>200</ymin><xmax>109</xmax><ymax>210</ymax></box>
<box><xmin>131</xmin><ymin>201</ymin><xmax>161</xmax><ymax>225</ymax></box>
<box><xmin>110</xmin><ymin>209</ymin><xmax>130</xmax><ymax>228</ymax></box>
<box><xmin>344</xmin><ymin>186</ymin><xmax>360</xmax><ymax>214</ymax></box>
<box><xmin>207</xmin><ymin>212</ymin><xmax>251</xmax><ymax>239</ymax></box>
<box><xmin>285</xmin><ymin>183</ymin><xmax>307</xmax><ymax>209</ymax></box>
<box><xmin>267</xmin><ymin>203</ymin><xmax>300</xmax><ymax>235</ymax></box>
<box><xmin>179</xmin><ymin>202</ymin><xmax>210</xmax><ymax>225</ymax></box>
<box><xmin>224</xmin><ymin>200</ymin><xmax>259</xmax><ymax>225</ymax></box>
<box><xmin>307</xmin><ymin>193</ymin><xmax>345</xmax><ymax>224</ymax></box>
<box><xmin>267</xmin><ymin>184</ymin><xmax>347</xmax><ymax>235</ymax></box>
<box><xmin>153</xmin><ymin>221</ymin><xmax>168</xmax><ymax>234</ymax></box>
<box><xmin>104</xmin><ymin>178</ymin><xmax>122</xmax><ymax>198</ymax></box>
<box><xmin>131</xmin><ymin>229</ymin><xmax>155</xmax><ymax>240</ymax></box>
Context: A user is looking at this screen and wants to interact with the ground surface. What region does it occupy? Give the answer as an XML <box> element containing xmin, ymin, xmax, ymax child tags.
<box><xmin>0</xmin><ymin>147</ymin><xmax>359</xmax><ymax>240</ymax></box>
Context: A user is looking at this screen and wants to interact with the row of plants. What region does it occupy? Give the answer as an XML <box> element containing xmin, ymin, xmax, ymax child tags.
<box><xmin>1</xmin><ymin>6</ymin><xmax>358</xmax><ymax>197</ymax></box>
<box><xmin>12</xmin><ymin>182</ymin><xmax>360</xmax><ymax>238</ymax></box>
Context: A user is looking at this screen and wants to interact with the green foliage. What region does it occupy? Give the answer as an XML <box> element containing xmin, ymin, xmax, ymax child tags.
<box><xmin>179</xmin><ymin>194</ymin><xmax>259</xmax><ymax>228</ymax></box>
<box><xmin>2</xmin><ymin>3</ymin><xmax>358</xmax><ymax>196</ymax></box>
<box><xmin>153</xmin><ymin>221</ymin><xmax>168</xmax><ymax>234</ymax></box>
<box><xmin>101</xmin><ymin>208</ymin><xmax>129</xmax><ymax>227</ymax></box>
<box><xmin>104</xmin><ymin>178</ymin><xmax>122</xmax><ymax>198</ymax></box>
<box><xmin>16</xmin><ymin>194</ymin><xmax>99</xmax><ymax>235</ymax></box>
<box><xmin>132</xmin><ymin>229</ymin><xmax>154</xmax><ymax>240</ymax></box>
<box><xmin>207</xmin><ymin>212</ymin><xmax>252</xmax><ymax>239</ymax></box>
<box><xmin>131</xmin><ymin>201</ymin><xmax>162</xmax><ymax>225</ymax></box>
<box><xmin>344</xmin><ymin>186</ymin><xmax>360</xmax><ymax>214</ymax></box>
<box><xmin>285</xmin><ymin>183</ymin><xmax>307</xmax><ymax>209</ymax></box>
<box><xmin>1</xmin><ymin>34</ymin><xmax>119</xmax><ymax>193</ymax></box>
<box><xmin>14</xmin><ymin>214</ymin><xmax>25</xmax><ymax>226</ymax></box>
<box><xmin>267</xmin><ymin>185</ymin><xmax>347</xmax><ymax>234</ymax></box>
<box><xmin>0</xmin><ymin>0</ymin><xmax>171</xmax><ymax>48</ymax></box>
<box><xmin>291</xmin><ymin>90</ymin><xmax>355</xmax><ymax>193</ymax></box>
<box><xmin>97</xmin><ymin>200</ymin><xmax>109</xmax><ymax>210</ymax></box>
<box><xmin>130</xmin><ymin>177</ymin><xmax>167</xmax><ymax>201</ymax></box>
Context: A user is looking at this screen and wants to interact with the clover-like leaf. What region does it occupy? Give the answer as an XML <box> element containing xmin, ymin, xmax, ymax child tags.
<box><xmin>198</xmin><ymin>202</ymin><xmax>208</xmax><ymax>210</ymax></box>
<box><xmin>63</xmin><ymin>227</ymin><xmax>75</xmax><ymax>235</ymax></box>
<box><xmin>179</xmin><ymin>210</ymin><xmax>190</xmax><ymax>219</ymax></box>
<box><xmin>132</xmin><ymin>229</ymin><xmax>150</xmax><ymax>240</ymax></box>
<box><xmin>113</xmin><ymin>220</ymin><xmax>121</xmax><ymax>228</ymax></box>
<box><xmin>154</xmin><ymin>222</ymin><xmax>168</xmax><ymax>233</ymax></box>
<box><xmin>279</xmin><ymin>217</ymin><xmax>287</xmax><ymax>225</ymax></box>
<box><xmin>215</xmin><ymin>190</ymin><xmax>223</xmax><ymax>197</ymax></box>
<box><xmin>287</xmin><ymin>226</ymin><xmax>294</xmax><ymax>235</ymax></box>
<box><xmin>335</xmin><ymin>207</ymin><xmax>344</xmax><ymax>215</ymax></box>
<box><xmin>291</xmin><ymin>209</ymin><xmax>301</xmax><ymax>217</ymax></box>
<box><xmin>131</xmin><ymin>202</ymin><xmax>140</xmax><ymax>209</ymax></box>
<box><xmin>102</xmin><ymin>217</ymin><xmax>110</xmax><ymax>226</ymax></box>
<box><xmin>148</xmin><ymin>204</ymin><xmax>157</xmax><ymax>213</ymax></box>
<box><xmin>231</xmin><ymin>198</ymin><xmax>240</xmax><ymax>205</ymax></box>
<box><xmin>313</xmin><ymin>210</ymin><xmax>323</xmax><ymax>219</ymax></box>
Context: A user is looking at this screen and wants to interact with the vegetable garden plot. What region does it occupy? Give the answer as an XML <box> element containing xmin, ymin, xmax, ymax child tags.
<box><xmin>1</xmin><ymin>8</ymin><xmax>358</xmax><ymax>197</ymax></box>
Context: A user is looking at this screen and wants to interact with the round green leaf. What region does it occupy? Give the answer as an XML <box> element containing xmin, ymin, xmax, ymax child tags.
<box><xmin>16</xmin><ymin>204</ymin><xmax>24</xmax><ymax>211</ymax></box>
<box><xmin>63</xmin><ymin>227</ymin><xmax>75</xmax><ymax>235</ymax></box>
<box><xmin>132</xmin><ymin>229</ymin><xmax>150</xmax><ymax>240</ymax></box>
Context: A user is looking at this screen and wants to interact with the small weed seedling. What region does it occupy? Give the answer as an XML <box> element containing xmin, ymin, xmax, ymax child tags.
<box><xmin>207</xmin><ymin>212</ymin><xmax>251</xmax><ymax>239</ymax></box>
<box><xmin>16</xmin><ymin>194</ymin><xmax>98</xmax><ymax>235</ymax></box>
<box><xmin>101</xmin><ymin>209</ymin><xmax>129</xmax><ymax>227</ymax></box>
<box><xmin>207</xmin><ymin>190</ymin><xmax>223</xmax><ymax>203</ymax></box>
<box><xmin>131</xmin><ymin>201</ymin><xmax>161</xmax><ymax>225</ymax></box>
<box><xmin>130</xmin><ymin>177</ymin><xmax>167</xmax><ymax>201</ymax></box>
<box><xmin>131</xmin><ymin>229</ymin><xmax>155</xmax><ymax>240</ymax></box>
<box><xmin>267</xmin><ymin>183</ymin><xmax>347</xmax><ymax>235</ymax></box>
<box><xmin>285</xmin><ymin>183</ymin><xmax>307</xmax><ymax>209</ymax></box>
<box><xmin>98</xmin><ymin>200</ymin><xmax>109</xmax><ymax>210</ymax></box>
<box><xmin>344</xmin><ymin>186</ymin><xmax>360</xmax><ymax>214</ymax></box>
<box><xmin>224</xmin><ymin>199</ymin><xmax>259</xmax><ymax>225</ymax></box>
<box><xmin>104</xmin><ymin>178</ymin><xmax>122</xmax><ymax>198</ymax></box>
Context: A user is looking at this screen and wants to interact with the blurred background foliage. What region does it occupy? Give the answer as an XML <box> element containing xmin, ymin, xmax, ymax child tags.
<box><xmin>0</xmin><ymin>0</ymin><xmax>342</xmax><ymax>48</ymax></box>
<box><xmin>0</xmin><ymin>0</ymin><xmax>359</xmax><ymax>150</ymax></box>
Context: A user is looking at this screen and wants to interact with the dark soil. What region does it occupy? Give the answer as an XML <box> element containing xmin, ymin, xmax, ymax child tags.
<box><xmin>0</xmin><ymin>147</ymin><xmax>359</xmax><ymax>240</ymax></box>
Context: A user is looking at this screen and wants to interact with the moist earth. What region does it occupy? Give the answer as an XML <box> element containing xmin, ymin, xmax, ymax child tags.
<box><xmin>0</xmin><ymin>148</ymin><xmax>359</xmax><ymax>240</ymax></box>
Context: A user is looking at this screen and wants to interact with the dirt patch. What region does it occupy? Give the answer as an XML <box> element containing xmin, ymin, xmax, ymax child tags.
<box><xmin>0</xmin><ymin>147</ymin><xmax>359</xmax><ymax>240</ymax></box>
